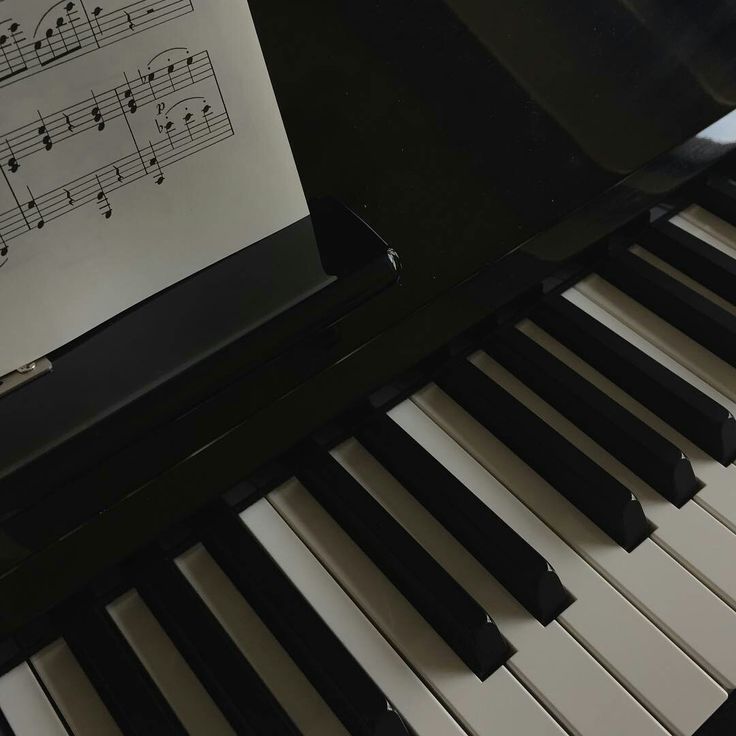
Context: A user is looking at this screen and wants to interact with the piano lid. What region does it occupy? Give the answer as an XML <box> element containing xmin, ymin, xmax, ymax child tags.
<box><xmin>250</xmin><ymin>0</ymin><xmax>736</xmax><ymax>299</ymax></box>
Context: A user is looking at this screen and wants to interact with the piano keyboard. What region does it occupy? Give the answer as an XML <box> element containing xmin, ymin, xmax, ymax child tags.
<box><xmin>1</xmin><ymin>203</ymin><xmax>736</xmax><ymax>735</ymax></box>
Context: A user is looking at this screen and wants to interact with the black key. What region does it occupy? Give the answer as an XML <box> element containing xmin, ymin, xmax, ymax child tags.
<box><xmin>355</xmin><ymin>414</ymin><xmax>572</xmax><ymax>623</ymax></box>
<box><xmin>295</xmin><ymin>448</ymin><xmax>510</xmax><ymax>678</ymax></box>
<box><xmin>532</xmin><ymin>295</ymin><xmax>736</xmax><ymax>465</ymax></box>
<box><xmin>694</xmin><ymin>690</ymin><xmax>736</xmax><ymax>736</ymax></box>
<box><xmin>598</xmin><ymin>249</ymin><xmax>736</xmax><ymax>368</ymax></box>
<box><xmin>487</xmin><ymin>329</ymin><xmax>699</xmax><ymax>506</ymax></box>
<box><xmin>639</xmin><ymin>220</ymin><xmax>736</xmax><ymax>307</ymax></box>
<box><xmin>58</xmin><ymin>604</ymin><xmax>186</xmax><ymax>735</ymax></box>
<box><xmin>0</xmin><ymin>706</ymin><xmax>14</xmax><ymax>736</ymax></box>
<box><xmin>202</xmin><ymin>508</ymin><xmax>409</xmax><ymax>736</ymax></box>
<box><xmin>136</xmin><ymin>556</ymin><xmax>300</xmax><ymax>735</ymax></box>
<box><xmin>695</xmin><ymin>171</ymin><xmax>736</xmax><ymax>230</ymax></box>
<box><xmin>436</xmin><ymin>359</ymin><xmax>650</xmax><ymax>551</ymax></box>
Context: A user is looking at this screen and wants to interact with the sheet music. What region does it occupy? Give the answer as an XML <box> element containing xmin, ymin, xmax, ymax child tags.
<box><xmin>0</xmin><ymin>0</ymin><xmax>308</xmax><ymax>377</ymax></box>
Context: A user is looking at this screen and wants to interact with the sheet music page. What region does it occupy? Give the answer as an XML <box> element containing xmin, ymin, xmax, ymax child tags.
<box><xmin>0</xmin><ymin>0</ymin><xmax>308</xmax><ymax>377</ymax></box>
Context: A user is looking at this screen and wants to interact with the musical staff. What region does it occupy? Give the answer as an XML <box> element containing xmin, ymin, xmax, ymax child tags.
<box><xmin>0</xmin><ymin>0</ymin><xmax>194</xmax><ymax>90</ymax></box>
<box><xmin>0</xmin><ymin>50</ymin><xmax>212</xmax><ymax>174</ymax></box>
<box><xmin>0</xmin><ymin>106</ymin><xmax>233</xmax><ymax>255</ymax></box>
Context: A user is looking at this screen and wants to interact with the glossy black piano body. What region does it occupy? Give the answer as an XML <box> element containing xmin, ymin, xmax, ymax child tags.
<box><xmin>1</xmin><ymin>1</ymin><xmax>736</xmax><ymax>718</ymax></box>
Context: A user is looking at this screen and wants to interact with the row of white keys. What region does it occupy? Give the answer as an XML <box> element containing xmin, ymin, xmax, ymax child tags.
<box><xmin>403</xmin><ymin>393</ymin><xmax>727</xmax><ymax>734</ymax></box>
<box><xmin>240</xmin><ymin>497</ymin><xmax>470</xmax><ymax>736</ymax></box>
<box><xmin>471</xmin><ymin>343</ymin><xmax>736</xmax><ymax>611</ymax></box>
<box><xmin>447</xmin><ymin>353</ymin><xmax>736</xmax><ymax>689</ymax></box>
<box><xmin>268</xmin><ymin>475</ymin><xmax>572</xmax><ymax>736</ymax></box>
<box><xmin>558</xmin><ymin>289</ymin><xmax>736</xmax><ymax>532</ymax></box>
<box><xmin>0</xmin><ymin>641</ymin><xmax>138</xmax><ymax>736</ymax></box>
<box><xmin>175</xmin><ymin>543</ymin><xmax>351</xmax><ymax>736</ymax></box>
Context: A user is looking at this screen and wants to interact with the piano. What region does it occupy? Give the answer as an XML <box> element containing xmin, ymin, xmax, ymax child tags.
<box><xmin>1</xmin><ymin>0</ymin><xmax>736</xmax><ymax>733</ymax></box>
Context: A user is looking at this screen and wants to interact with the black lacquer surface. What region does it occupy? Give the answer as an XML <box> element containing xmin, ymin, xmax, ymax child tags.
<box><xmin>249</xmin><ymin>0</ymin><xmax>736</xmax><ymax>287</ymax></box>
<box><xmin>4</xmin><ymin>0</ymin><xmax>736</xmax><ymax>634</ymax></box>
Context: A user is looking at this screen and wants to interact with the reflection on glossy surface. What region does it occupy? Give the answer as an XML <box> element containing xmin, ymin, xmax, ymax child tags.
<box><xmin>250</xmin><ymin>0</ymin><xmax>736</xmax><ymax>284</ymax></box>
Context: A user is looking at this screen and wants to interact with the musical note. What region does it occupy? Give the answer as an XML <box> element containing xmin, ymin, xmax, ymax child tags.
<box><xmin>149</xmin><ymin>142</ymin><xmax>165</xmax><ymax>185</ymax></box>
<box><xmin>90</xmin><ymin>90</ymin><xmax>105</xmax><ymax>131</ymax></box>
<box><xmin>5</xmin><ymin>139</ymin><xmax>19</xmax><ymax>173</ymax></box>
<box><xmin>183</xmin><ymin>110</ymin><xmax>194</xmax><ymax>141</ymax></box>
<box><xmin>95</xmin><ymin>175</ymin><xmax>112</xmax><ymax>219</ymax></box>
<box><xmin>26</xmin><ymin>186</ymin><xmax>45</xmax><ymax>229</ymax></box>
<box><xmin>37</xmin><ymin>111</ymin><xmax>53</xmax><ymax>151</ymax></box>
<box><xmin>0</xmin><ymin>232</ymin><xmax>8</xmax><ymax>268</ymax></box>
<box><xmin>90</xmin><ymin>6</ymin><xmax>103</xmax><ymax>39</ymax></box>
<box><xmin>0</xmin><ymin>97</ymin><xmax>234</xmax><ymax>262</ymax></box>
<box><xmin>1</xmin><ymin>1</ymin><xmax>194</xmax><ymax>90</ymax></box>
<box><xmin>202</xmin><ymin>103</ymin><xmax>212</xmax><ymax>133</ymax></box>
<box><xmin>123</xmin><ymin>87</ymin><xmax>137</xmax><ymax>114</ymax></box>
<box><xmin>164</xmin><ymin>120</ymin><xmax>175</xmax><ymax>148</ymax></box>
<box><xmin>32</xmin><ymin>5</ymin><xmax>82</xmax><ymax>68</ymax></box>
<box><xmin>0</xmin><ymin>22</ymin><xmax>28</xmax><ymax>83</ymax></box>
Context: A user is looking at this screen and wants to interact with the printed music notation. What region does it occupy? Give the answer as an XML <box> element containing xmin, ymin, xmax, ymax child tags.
<box><xmin>1</xmin><ymin>50</ymin><xmax>213</xmax><ymax>174</ymax></box>
<box><xmin>0</xmin><ymin>0</ymin><xmax>194</xmax><ymax>90</ymax></box>
<box><xmin>0</xmin><ymin>0</ymin><xmax>310</xmax><ymax>380</ymax></box>
<box><xmin>0</xmin><ymin>47</ymin><xmax>233</xmax><ymax>265</ymax></box>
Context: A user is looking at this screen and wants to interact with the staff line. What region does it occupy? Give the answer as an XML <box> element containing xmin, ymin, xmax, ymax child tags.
<box><xmin>0</xmin><ymin>0</ymin><xmax>193</xmax><ymax>91</ymax></box>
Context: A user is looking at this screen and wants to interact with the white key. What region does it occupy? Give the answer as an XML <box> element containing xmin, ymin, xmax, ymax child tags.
<box><xmin>675</xmin><ymin>205</ymin><xmax>736</xmax><ymax>260</ymax></box>
<box><xmin>176</xmin><ymin>544</ymin><xmax>350</xmax><ymax>736</ymax></box>
<box><xmin>404</xmin><ymin>392</ymin><xmax>727</xmax><ymax>732</ymax></box>
<box><xmin>574</xmin><ymin>274</ymin><xmax>736</xmax><ymax>405</ymax></box>
<box><xmin>470</xmin><ymin>346</ymin><xmax>736</xmax><ymax>610</ymax></box>
<box><xmin>269</xmin><ymin>478</ymin><xmax>572</xmax><ymax>736</ymax></box>
<box><xmin>107</xmin><ymin>590</ymin><xmax>235</xmax><ymax>736</ymax></box>
<box><xmin>549</xmin><ymin>291</ymin><xmax>736</xmax><ymax>533</ymax></box>
<box><xmin>0</xmin><ymin>663</ymin><xmax>67</xmax><ymax>736</ymax></box>
<box><xmin>240</xmin><ymin>498</ymin><xmax>468</xmax><ymax>736</ymax></box>
<box><xmin>31</xmin><ymin>639</ymin><xmax>122</xmax><ymax>736</ymax></box>
<box><xmin>630</xmin><ymin>244</ymin><xmax>736</xmax><ymax>317</ymax></box>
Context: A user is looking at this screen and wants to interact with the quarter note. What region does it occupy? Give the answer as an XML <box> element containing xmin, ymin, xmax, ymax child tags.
<box><xmin>202</xmin><ymin>103</ymin><xmax>212</xmax><ymax>133</ymax></box>
<box><xmin>123</xmin><ymin>88</ymin><xmax>137</xmax><ymax>114</ymax></box>
<box><xmin>26</xmin><ymin>186</ymin><xmax>45</xmax><ymax>229</ymax></box>
<box><xmin>37</xmin><ymin>111</ymin><xmax>53</xmax><ymax>150</ymax></box>
<box><xmin>91</xmin><ymin>6</ymin><xmax>103</xmax><ymax>37</ymax></box>
<box><xmin>183</xmin><ymin>110</ymin><xmax>194</xmax><ymax>141</ymax></box>
<box><xmin>90</xmin><ymin>90</ymin><xmax>105</xmax><ymax>131</ymax></box>
<box><xmin>95</xmin><ymin>175</ymin><xmax>112</xmax><ymax>219</ymax></box>
<box><xmin>5</xmin><ymin>139</ymin><xmax>19</xmax><ymax>173</ymax></box>
<box><xmin>148</xmin><ymin>142</ymin><xmax>165</xmax><ymax>185</ymax></box>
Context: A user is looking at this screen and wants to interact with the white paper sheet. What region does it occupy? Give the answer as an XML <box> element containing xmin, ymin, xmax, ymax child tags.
<box><xmin>0</xmin><ymin>0</ymin><xmax>308</xmax><ymax>377</ymax></box>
